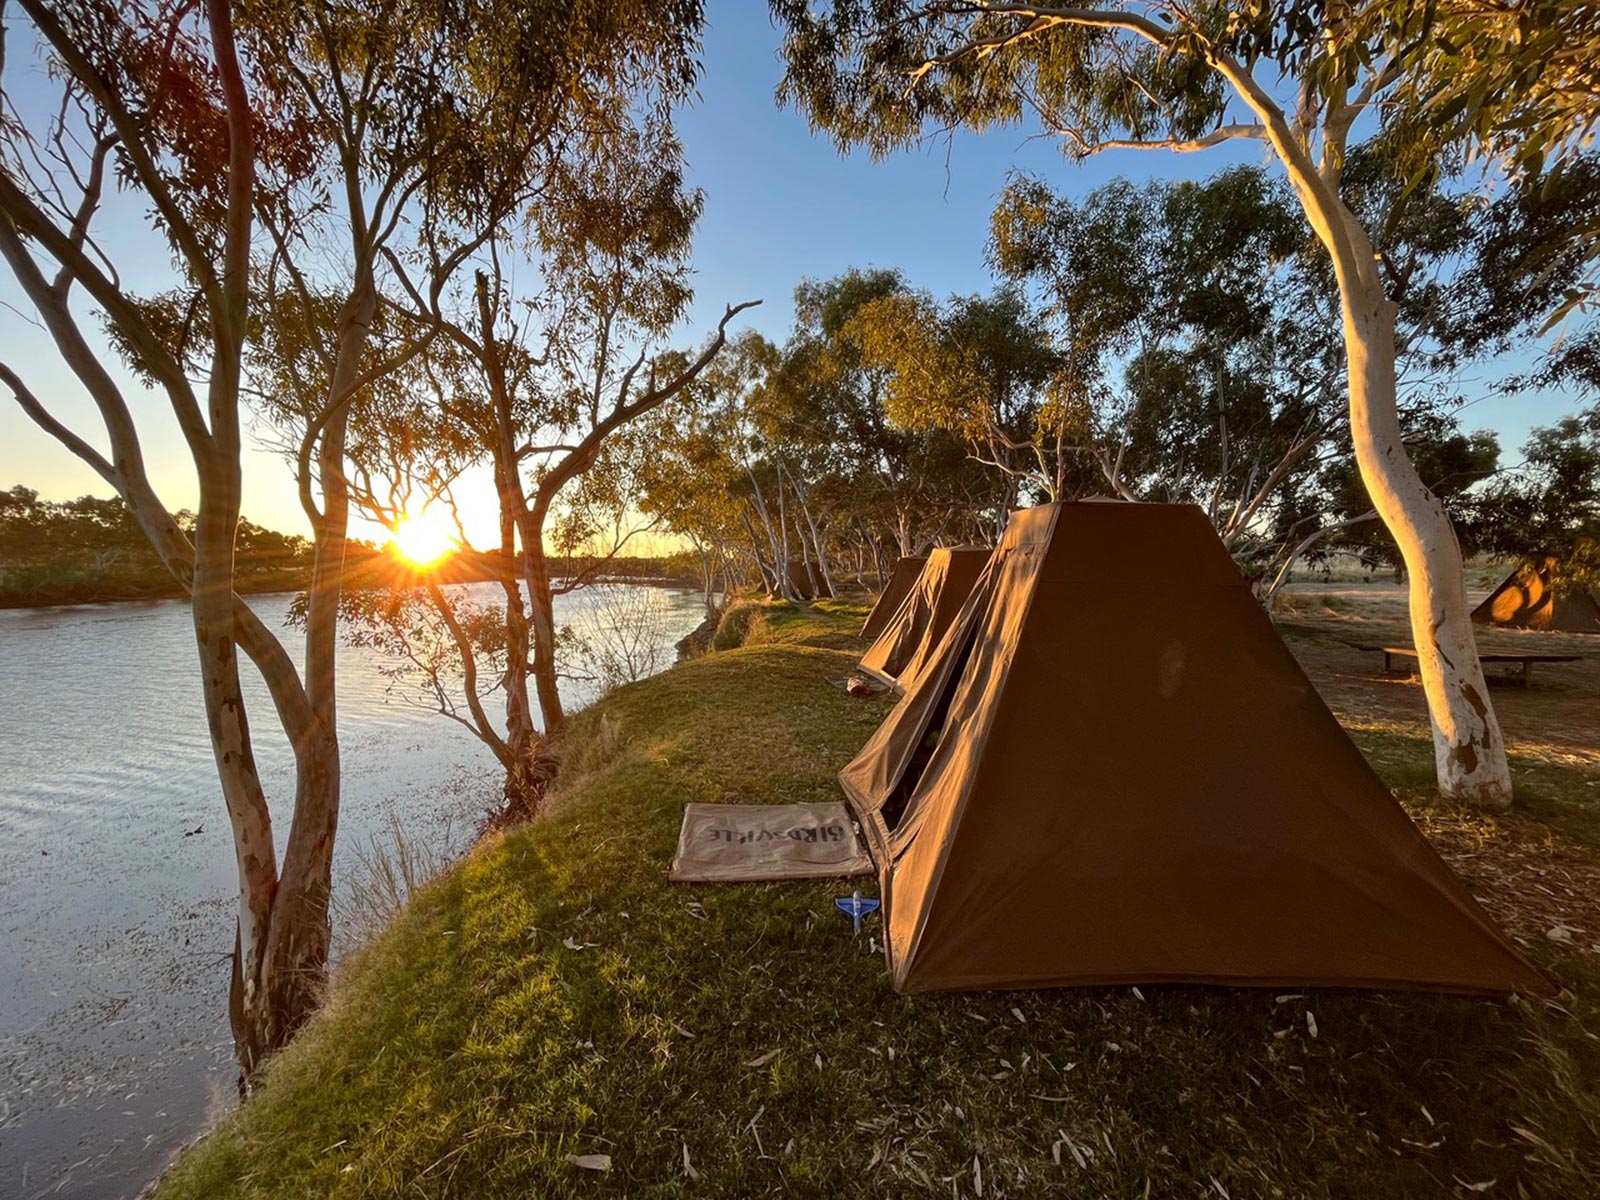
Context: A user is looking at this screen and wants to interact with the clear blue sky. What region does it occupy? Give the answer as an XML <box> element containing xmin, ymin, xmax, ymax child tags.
<box><xmin>0</xmin><ymin>1</ymin><xmax>1580</xmax><ymax>541</ymax></box>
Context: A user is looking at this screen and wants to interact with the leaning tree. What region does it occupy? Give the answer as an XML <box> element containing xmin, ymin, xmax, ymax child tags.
<box><xmin>0</xmin><ymin>0</ymin><xmax>343</xmax><ymax>1079</ymax></box>
<box><xmin>771</xmin><ymin>0</ymin><xmax>1544</xmax><ymax>804</ymax></box>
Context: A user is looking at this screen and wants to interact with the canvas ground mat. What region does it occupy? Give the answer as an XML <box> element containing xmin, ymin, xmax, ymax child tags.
<box><xmin>669</xmin><ymin>802</ymin><xmax>872</xmax><ymax>882</ymax></box>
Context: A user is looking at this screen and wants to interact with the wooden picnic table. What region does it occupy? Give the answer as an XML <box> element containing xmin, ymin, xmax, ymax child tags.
<box><xmin>1354</xmin><ymin>644</ymin><xmax>1582</xmax><ymax>688</ymax></box>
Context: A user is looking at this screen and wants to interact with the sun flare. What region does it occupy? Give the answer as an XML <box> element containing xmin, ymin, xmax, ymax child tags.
<box><xmin>391</xmin><ymin>509</ymin><xmax>457</xmax><ymax>567</ymax></box>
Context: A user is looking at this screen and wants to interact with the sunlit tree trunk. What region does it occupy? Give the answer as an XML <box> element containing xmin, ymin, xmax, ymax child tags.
<box><xmin>745</xmin><ymin>470</ymin><xmax>796</xmax><ymax>599</ymax></box>
<box><xmin>741</xmin><ymin>506</ymin><xmax>780</xmax><ymax>595</ymax></box>
<box><xmin>1271</xmin><ymin>121</ymin><xmax>1512</xmax><ymax>806</ymax></box>
<box><xmin>1340</xmin><ymin>267</ymin><xmax>1508</xmax><ymax>803</ymax></box>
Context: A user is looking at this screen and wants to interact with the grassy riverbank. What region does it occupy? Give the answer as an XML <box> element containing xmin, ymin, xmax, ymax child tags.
<box><xmin>155</xmin><ymin>600</ymin><xmax>1600</xmax><ymax>1198</ymax></box>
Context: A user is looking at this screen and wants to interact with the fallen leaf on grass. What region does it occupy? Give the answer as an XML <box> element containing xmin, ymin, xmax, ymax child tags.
<box><xmin>746</xmin><ymin>1048</ymin><xmax>782</xmax><ymax>1068</ymax></box>
<box><xmin>569</xmin><ymin>1154</ymin><xmax>611</xmax><ymax>1172</ymax></box>
<box><xmin>681</xmin><ymin>1143</ymin><xmax>702</xmax><ymax>1182</ymax></box>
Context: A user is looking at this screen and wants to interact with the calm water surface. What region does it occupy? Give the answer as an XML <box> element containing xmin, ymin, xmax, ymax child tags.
<box><xmin>0</xmin><ymin>583</ymin><xmax>708</xmax><ymax>1199</ymax></box>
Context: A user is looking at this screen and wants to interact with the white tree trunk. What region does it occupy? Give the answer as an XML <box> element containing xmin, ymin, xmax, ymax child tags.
<box><xmin>1253</xmin><ymin>101</ymin><xmax>1515</xmax><ymax>807</ymax></box>
<box><xmin>1341</xmin><ymin>284</ymin><xmax>1510</xmax><ymax>804</ymax></box>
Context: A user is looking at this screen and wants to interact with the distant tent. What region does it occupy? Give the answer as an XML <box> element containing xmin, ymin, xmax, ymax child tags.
<box><xmin>1472</xmin><ymin>558</ymin><xmax>1600</xmax><ymax>633</ymax></box>
<box><xmin>785</xmin><ymin>560</ymin><xmax>830</xmax><ymax>601</ymax></box>
<box><xmin>861</xmin><ymin>556</ymin><xmax>928</xmax><ymax>642</ymax></box>
<box><xmin>857</xmin><ymin>547</ymin><xmax>990</xmax><ymax>692</ymax></box>
<box><xmin>841</xmin><ymin>501</ymin><xmax>1545</xmax><ymax>997</ymax></box>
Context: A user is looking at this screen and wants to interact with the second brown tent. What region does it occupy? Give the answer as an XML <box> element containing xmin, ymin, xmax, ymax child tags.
<box><xmin>841</xmin><ymin>500</ymin><xmax>1545</xmax><ymax>997</ymax></box>
<box><xmin>857</xmin><ymin>546</ymin><xmax>989</xmax><ymax>692</ymax></box>
<box><xmin>860</xmin><ymin>556</ymin><xmax>927</xmax><ymax>642</ymax></box>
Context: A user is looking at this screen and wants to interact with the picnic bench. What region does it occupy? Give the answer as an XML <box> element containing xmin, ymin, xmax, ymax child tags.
<box><xmin>1354</xmin><ymin>644</ymin><xmax>1581</xmax><ymax>688</ymax></box>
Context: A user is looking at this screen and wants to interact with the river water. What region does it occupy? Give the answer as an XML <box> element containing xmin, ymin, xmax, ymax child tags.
<box><xmin>0</xmin><ymin>583</ymin><xmax>709</xmax><ymax>1199</ymax></box>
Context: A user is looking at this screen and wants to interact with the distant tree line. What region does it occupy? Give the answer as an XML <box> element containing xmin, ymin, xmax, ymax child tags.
<box><xmin>0</xmin><ymin>485</ymin><xmax>313</xmax><ymax>605</ymax></box>
<box><xmin>0</xmin><ymin>484</ymin><xmax>711</xmax><ymax>607</ymax></box>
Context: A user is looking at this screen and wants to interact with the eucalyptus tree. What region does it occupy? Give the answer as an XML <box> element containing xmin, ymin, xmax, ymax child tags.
<box><xmin>334</xmin><ymin>333</ymin><xmax>557</xmax><ymax>810</ymax></box>
<box><xmin>846</xmin><ymin>286</ymin><xmax>1092</xmax><ymax>521</ymax></box>
<box><xmin>237</xmin><ymin>0</ymin><xmax>696</xmax><ymax>985</ymax></box>
<box><xmin>0</xmin><ymin>0</ymin><xmax>358</xmax><ymax>1076</ymax></box>
<box><xmin>375</xmin><ymin>124</ymin><xmax>754</xmax><ymax>769</ymax></box>
<box><xmin>0</xmin><ymin>0</ymin><xmax>723</xmax><ymax>1080</ymax></box>
<box><xmin>772</xmin><ymin>1</ymin><xmax>1525</xmax><ymax>804</ymax></box>
<box><xmin>781</xmin><ymin>270</ymin><xmax>993</xmax><ymax>565</ymax></box>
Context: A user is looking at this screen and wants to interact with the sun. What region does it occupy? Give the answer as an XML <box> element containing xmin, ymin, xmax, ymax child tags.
<box><xmin>391</xmin><ymin>508</ymin><xmax>457</xmax><ymax>567</ymax></box>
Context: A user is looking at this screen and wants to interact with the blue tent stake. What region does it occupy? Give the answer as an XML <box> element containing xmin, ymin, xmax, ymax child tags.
<box><xmin>835</xmin><ymin>890</ymin><xmax>880</xmax><ymax>936</ymax></box>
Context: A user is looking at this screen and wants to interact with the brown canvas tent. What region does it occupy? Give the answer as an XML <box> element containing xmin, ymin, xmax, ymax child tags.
<box><xmin>841</xmin><ymin>500</ymin><xmax>1545</xmax><ymax>996</ymax></box>
<box><xmin>857</xmin><ymin>546</ymin><xmax>990</xmax><ymax>692</ymax></box>
<box><xmin>861</xmin><ymin>556</ymin><xmax>928</xmax><ymax>642</ymax></box>
<box><xmin>785</xmin><ymin>559</ymin><xmax>830</xmax><ymax>601</ymax></box>
<box><xmin>1472</xmin><ymin>557</ymin><xmax>1600</xmax><ymax>633</ymax></box>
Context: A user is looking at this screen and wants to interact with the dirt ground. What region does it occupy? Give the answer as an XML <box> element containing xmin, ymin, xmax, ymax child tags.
<box><xmin>1278</xmin><ymin>581</ymin><xmax>1600</xmax><ymax>767</ymax></box>
<box><xmin>1276</xmin><ymin>580</ymin><xmax>1600</xmax><ymax>960</ymax></box>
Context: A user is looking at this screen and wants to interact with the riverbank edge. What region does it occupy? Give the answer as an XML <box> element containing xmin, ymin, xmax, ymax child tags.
<box><xmin>149</xmin><ymin>598</ymin><xmax>1600</xmax><ymax>1198</ymax></box>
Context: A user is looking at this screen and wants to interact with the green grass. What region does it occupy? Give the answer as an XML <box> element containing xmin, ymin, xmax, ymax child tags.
<box><xmin>155</xmin><ymin>601</ymin><xmax>1600</xmax><ymax>1198</ymax></box>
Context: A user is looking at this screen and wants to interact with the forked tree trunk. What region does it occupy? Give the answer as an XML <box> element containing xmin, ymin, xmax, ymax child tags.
<box><xmin>740</xmin><ymin>506</ymin><xmax>778</xmax><ymax>594</ymax></box>
<box><xmin>745</xmin><ymin>471</ymin><xmax>795</xmax><ymax>599</ymax></box>
<box><xmin>248</xmin><ymin>724</ymin><xmax>338</xmax><ymax>1067</ymax></box>
<box><xmin>248</xmin><ymin>286</ymin><xmax>377</xmax><ymax>1068</ymax></box>
<box><xmin>789</xmin><ymin>469</ymin><xmax>836</xmax><ymax>597</ymax></box>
